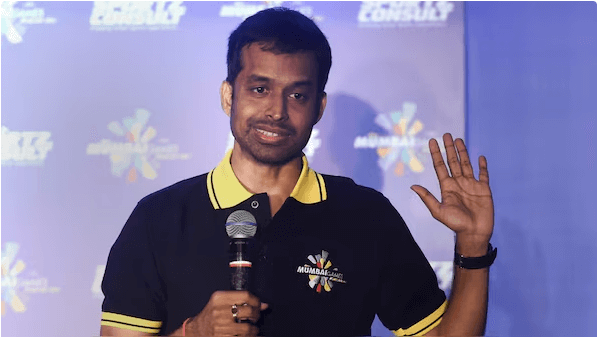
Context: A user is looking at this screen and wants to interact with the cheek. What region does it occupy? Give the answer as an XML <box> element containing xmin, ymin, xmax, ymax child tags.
<box><xmin>290</xmin><ymin>112</ymin><xmax>317</xmax><ymax>137</ymax></box>
<box><xmin>233</xmin><ymin>95</ymin><xmax>264</xmax><ymax>117</ymax></box>
<box><xmin>294</xmin><ymin>104</ymin><xmax>320</xmax><ymax>127</ymax></box>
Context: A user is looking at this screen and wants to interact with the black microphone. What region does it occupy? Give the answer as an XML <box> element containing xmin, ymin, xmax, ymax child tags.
<box><xmin>225</xmin><ymin>210</ymin><xmax>257</xmax><ymax>290</ymax></box>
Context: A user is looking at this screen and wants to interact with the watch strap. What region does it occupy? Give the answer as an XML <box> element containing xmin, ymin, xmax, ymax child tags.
<box><xmin>454</xmin><ymin>243</ymin><xmax>497</xmax><ymax>269</ymax></box>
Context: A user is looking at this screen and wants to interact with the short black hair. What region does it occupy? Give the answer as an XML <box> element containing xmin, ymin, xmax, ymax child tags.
<box><xmin>226</xmin><ymin>7</ymin><xmax>332</xmax><ymax>94</ymax></box>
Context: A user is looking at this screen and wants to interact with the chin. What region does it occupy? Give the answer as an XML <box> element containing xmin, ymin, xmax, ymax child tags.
<box><xmin>251</xmin><ymin>149</ymin><xmax>304</xmax><ymax>166</ymax></box>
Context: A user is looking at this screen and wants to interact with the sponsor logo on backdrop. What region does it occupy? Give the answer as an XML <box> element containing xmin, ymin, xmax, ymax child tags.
<box><xmin>354</xmin><ymin>101</ymin><xmax>443</xmax><ymax>176</ymax></box>
<box><xmin>89</xmin><ymin>1</ymin><xmax>186</xmax><ymax>31</ymax></box>
<box><xmin>1</xmin><ymin>126</ymin><xmax>54</xmax><ymax>167</ymax></box>
<box><xmin>0</xmin><ymin>1</ymin><xmax>57</xmax><ymax>44</ymax></box>
<box><xmin>1</xmin><ymin>242</ymin><xmax>60</xmax><ymax>316</ymax></box>
<box><xmin>357</xmin><ymin>1</ymin><xmax>455</xmax><ymax>28</ymax></box>
<box><xmin>91</xmin><ymin>265</ymin><xmax>106</xmax><ymax>299</ymax></box>
<box><xmin>224</xmin><ymin>128</ymin><xmax>321</xmax><ymax>161</ymax></box>
<box><xmin>430</xmin><ymin>261</ymin><xmax>453</xmax><ymax>294</ymax></box>
<box><xmin>86</xmin><ymin>108</ymin><xmax>191</xmax><ymax>182</ymax></box>
<box><xmin>220</xmin><ymin>1</ymin><xmax>323</xmax><ymax>22</ymax></box>
<box><xmin>296</xmin><ymin>250</ymin><xmax>346</xmax><ymax>293</ymax></box>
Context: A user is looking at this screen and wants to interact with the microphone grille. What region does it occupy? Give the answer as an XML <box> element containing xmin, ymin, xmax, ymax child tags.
<box><xmin>225</xmin><ymin>210</ymin><xmax>257</xmax><ymax>238</ymax></box>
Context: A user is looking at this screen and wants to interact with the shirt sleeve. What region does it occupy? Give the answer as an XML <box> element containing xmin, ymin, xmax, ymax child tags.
<box><xmin>101</xmin><ymin>200</ymin><xmax>165</xmax><ymax>334</ymax></box>
<box><xmin>375</xmin><ymin>198</ymin><xmax>447</xmax><ymax>336</ymax></box>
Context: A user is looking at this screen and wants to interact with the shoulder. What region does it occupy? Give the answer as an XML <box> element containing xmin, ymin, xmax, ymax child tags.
<box><xmin>136</xmin><ymin>173</ymin><xmax>209</xmax><ymax>213</ymax></box>
<box><xmin>319</xmin><ymin>173</ymin><xmax>391</xmax><ymax>206</ymax></box>
<box><xmin>318</xmin><ymin>172</ymin><xmax>409</xmax><ymax>232</ymax></box>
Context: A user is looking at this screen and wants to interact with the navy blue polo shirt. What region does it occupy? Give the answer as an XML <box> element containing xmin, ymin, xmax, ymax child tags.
<box><xmin>101</xmin><ymin>150</ymin><xmax>447</xmax><ymax>336</ymax></box>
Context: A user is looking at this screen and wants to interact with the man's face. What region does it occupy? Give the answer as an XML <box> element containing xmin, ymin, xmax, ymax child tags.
<box><xmin>222</xmin><ymin>43</ymin><xmax>326</xmax><ymax>166</ymax></box>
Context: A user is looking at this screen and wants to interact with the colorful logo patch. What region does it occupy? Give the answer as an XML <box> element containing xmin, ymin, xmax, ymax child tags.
<box><xmin>86</xmin><ymin>108</ymin><xmax>191</xmax><ymax>182</ymax></box>
<box><xmin>296</xmin><ymin>250</ymin><xmax>346</xmax><ymax>293</ymax></box>
<box><xmin>1</xmin><ymin>242</ymin><xmax>60</xmax><ymax>316</ymax></box>
<box><xmin>353</xmin><ymin>101</ymin><xmax>443</xmax><ymax>177</ymax></box>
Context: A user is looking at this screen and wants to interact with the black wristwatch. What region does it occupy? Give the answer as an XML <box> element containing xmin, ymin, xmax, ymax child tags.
<box><xmin>454</xmin><ymin>243</ymin><xmax>497</xmax><ymax>269</ymax></box>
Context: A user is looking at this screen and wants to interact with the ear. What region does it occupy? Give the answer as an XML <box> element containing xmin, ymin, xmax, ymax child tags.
<box><xmin>314</xmin><ymin>92</ymin><xmax>327</xmax><ymax>124</ymax></box>
<box><xmin>220</xmin><ymin>81</ymin><xmax>233</xmax><ymax>117</ymax></box>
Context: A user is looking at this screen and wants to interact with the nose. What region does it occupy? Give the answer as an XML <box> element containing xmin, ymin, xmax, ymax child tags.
<box><xmin>266</xmin><ymin>93</ymin><xmax>288</xmax><ymax>121</ymax></box>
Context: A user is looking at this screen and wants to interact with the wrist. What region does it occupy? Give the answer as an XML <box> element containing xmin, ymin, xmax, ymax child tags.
<box><xmin>455</xmin><ymin>234</ymin><xmax>491</xmax><ymax>257</ymax></box>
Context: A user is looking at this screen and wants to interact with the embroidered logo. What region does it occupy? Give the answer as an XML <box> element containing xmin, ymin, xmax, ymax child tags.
<box><xmin>296</xmin><ymin>250</ymin><xmax>346</xmax><ymax>293</ymax></box>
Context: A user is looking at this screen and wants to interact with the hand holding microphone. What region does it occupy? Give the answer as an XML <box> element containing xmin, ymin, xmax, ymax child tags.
<box><xmin>180</xmin><ymin>211</ymin><xmax>267</xmax><ymax>336</ymax></box>
<box><xmin>182</xmin><ymin>290</ymin><xmax>268</xmax><ymax>336</ymax></box>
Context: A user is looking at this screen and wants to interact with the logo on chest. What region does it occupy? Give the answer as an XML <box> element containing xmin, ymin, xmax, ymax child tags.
<box><xmin>296</xmin><ymin>250</ymin><xmax>346</xmax><ymax>293</ymax></box>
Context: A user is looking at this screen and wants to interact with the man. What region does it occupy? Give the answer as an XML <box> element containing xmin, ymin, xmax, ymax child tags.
<box><xmin>100</xmin><ymin>7</ymin><xmax>495</xmax><ymax>337</ymax></box>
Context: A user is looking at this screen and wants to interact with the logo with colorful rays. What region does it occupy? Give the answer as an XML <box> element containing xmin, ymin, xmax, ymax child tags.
<box><xmin>296</xmin><ymin>250</ymin><xmax>346</xmax><ymax>293</ymax></box>
<box><xmin>1</xmin><ymin>242</ymin><xmax>60</xmax><ymax>316</ymax></box>
<box><xmin>353</xmin><ymin>101</ymin><xmax>439</xmax><ymax>176</ymax></box>
<box><xmin>1</xmin><ymin>1</ymin><xmax>57</xmax><ymax>44</ymax></box>
<box><xmin>86</xmin><ymin>108</ymin><xmax>191</xmax><ymax>182</ymax></box>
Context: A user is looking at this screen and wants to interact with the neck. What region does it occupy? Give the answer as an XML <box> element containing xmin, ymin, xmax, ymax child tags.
<box><xmin>230</xmin><ymin>145</ymin><xmax>302</xmax><ymax>216</ymax></box>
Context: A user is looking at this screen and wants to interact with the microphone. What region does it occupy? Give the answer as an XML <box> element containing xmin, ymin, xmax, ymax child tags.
<box><xmin>225</xmin><ymin>210</ymin><xmax>257</xmax><ymax>291</ymax></box>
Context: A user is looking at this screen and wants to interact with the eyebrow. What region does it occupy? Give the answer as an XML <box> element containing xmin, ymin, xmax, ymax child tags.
<box><xmin>247</xmin><ymin>74</ymin><xmax>314</xmax><ymax>87</ymax></box>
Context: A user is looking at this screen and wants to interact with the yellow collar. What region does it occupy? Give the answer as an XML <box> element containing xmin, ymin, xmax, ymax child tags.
<box><xmin>207</xmin><ymin>149</ymin><xmax>327</xmax><ymax>210</ymax></box>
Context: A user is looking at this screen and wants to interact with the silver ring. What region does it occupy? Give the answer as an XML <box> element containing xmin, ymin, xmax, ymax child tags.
<box><xmin>231</xmin><ymin>304</ymin><xmax>239</xmax><ymax>319</ymax></box>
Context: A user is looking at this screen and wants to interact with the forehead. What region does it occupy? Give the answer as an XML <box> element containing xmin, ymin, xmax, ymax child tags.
<box><xmin>238</xmin><ymin>43</ymin><xmax>318</xmax><ymax>85</ymax></box>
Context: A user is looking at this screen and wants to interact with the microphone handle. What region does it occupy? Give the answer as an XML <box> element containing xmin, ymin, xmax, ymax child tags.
<box><xmin>230</xmin><ymin>239</ymin><xmax>252</xmax><ymax>290</ymax></box>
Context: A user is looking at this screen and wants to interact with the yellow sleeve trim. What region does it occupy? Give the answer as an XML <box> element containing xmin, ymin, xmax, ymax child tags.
<box><xmin>101</xmin><ymin>320</ymin><xmax>160</xmax><ymax>334</ymax></box>
<box><xmin>101</xmin><ymin>312</ymin><xmax>162</xmax><ymax>329</ymax></box>
<box><xmin>393</xmin><ymin>300</ymin><xmax>448</xmax><ymax>336</ymax></box>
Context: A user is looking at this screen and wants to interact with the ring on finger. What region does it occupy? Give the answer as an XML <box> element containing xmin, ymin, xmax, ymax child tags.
<box><xmin>231</xmin><ymin>304</ymin><xmax>239</xmax><ymax>319</ymax></box>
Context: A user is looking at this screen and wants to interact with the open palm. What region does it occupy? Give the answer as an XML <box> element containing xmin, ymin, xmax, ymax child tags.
<box><xmin>411</xmin><ymin>133</ymin><xmax>494</xmax><ymax>241</ymax></box>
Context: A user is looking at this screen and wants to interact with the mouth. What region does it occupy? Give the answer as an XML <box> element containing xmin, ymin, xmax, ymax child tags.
<box><xmin>253</xmin><ymin>126</ymin><xmax>291</xmax><ymax>144</ymax></box>
<box><xmin>256</xmin><ymin>128</ymin><xmax>281</xmax><ymax>137</ymax></box>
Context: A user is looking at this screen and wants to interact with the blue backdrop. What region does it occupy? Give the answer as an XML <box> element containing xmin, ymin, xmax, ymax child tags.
<box><xmin>466</xmin><ymin>2</ymin><xmax>597</xmax><ymax>336</ymax></box>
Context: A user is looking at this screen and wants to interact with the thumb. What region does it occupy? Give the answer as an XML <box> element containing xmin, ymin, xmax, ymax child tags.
<box><xmin>260</xmin><ymin>302</ymin><xmax>269</xmax><ymax>311</ymax></box>
<box><xmin>410</xmin><ymin>185</ymin><xmax>440</xmax><ymax>217</ymax></box>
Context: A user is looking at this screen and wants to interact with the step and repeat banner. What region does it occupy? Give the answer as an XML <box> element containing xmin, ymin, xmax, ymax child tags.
<box><xmin>1</xmin><ymin>1</ymin><xmax>464</xmax><ymax>336</ymax></box>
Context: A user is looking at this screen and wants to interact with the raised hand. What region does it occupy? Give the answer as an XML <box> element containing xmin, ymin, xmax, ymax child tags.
<box><xmin>411</xmin><ymin>133</ymin><xmax>494</xmax><ymax>254</ymax></box>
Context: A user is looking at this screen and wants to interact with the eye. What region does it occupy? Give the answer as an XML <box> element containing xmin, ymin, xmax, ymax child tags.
<box><xmin>290</xmin><ymin>93</ymin><xmax>305</xmax><ymax>100</ymax></box>
<box><xmin>252</xmin><ymin>87</ymin><xmax>266</xmax><ymax>94</ymax></box>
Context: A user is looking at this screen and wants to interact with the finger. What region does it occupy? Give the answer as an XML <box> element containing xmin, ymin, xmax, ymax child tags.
<box><xmin>478</xmin><ymin>155</ymin><xmax>489</xmax><ymax>183</ymax></box>
<box><xmin>455</xmin><ymin>138</ymin><xmax>474</xmax><ymax>178</ymax></box>
<box><xmin>214</xmin><ymin>323</ymin><xmax>258</xmax><ymax>337</ymax></box>
<box><xmin>219</xmin><ymin>322</ymin><xmax>258</xmax><ymax>336</ymax></box>
<box><xmin>211</xmin><ymin>290</ymin><xmax>261</xmax><ymax>309</ymax></box>
<box><xmin>429</xmin><ymin>137</ymin><xmax>450</xmax><ymax>182</ymax></box>
<box><xmin>410</xmin><ymin>185</ymin><xmax>441</xmax><ymax>219</ymax></box>
<box><xmin>443</xmin><ymin>133</ymin><xmax>462</xmax><ymax>177</ymax></box>
<box><xmin>237</xmin><ymin>322</ymin><xmax>259</xmax><ymax>337</ymax></box>
<box><xmin>211</xmin><ymin>307</ymin><xmax>248</xmax><ymax>326</ymax></box>
<box><xmin>235</xmin><ymin>303</ymin><xmax>261</xmax><ymax>324</ymax></box>
<box><xmin>260</xmin><ymin>302</ymin><xmax>269</xmax><ymax>311</ymax></box>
